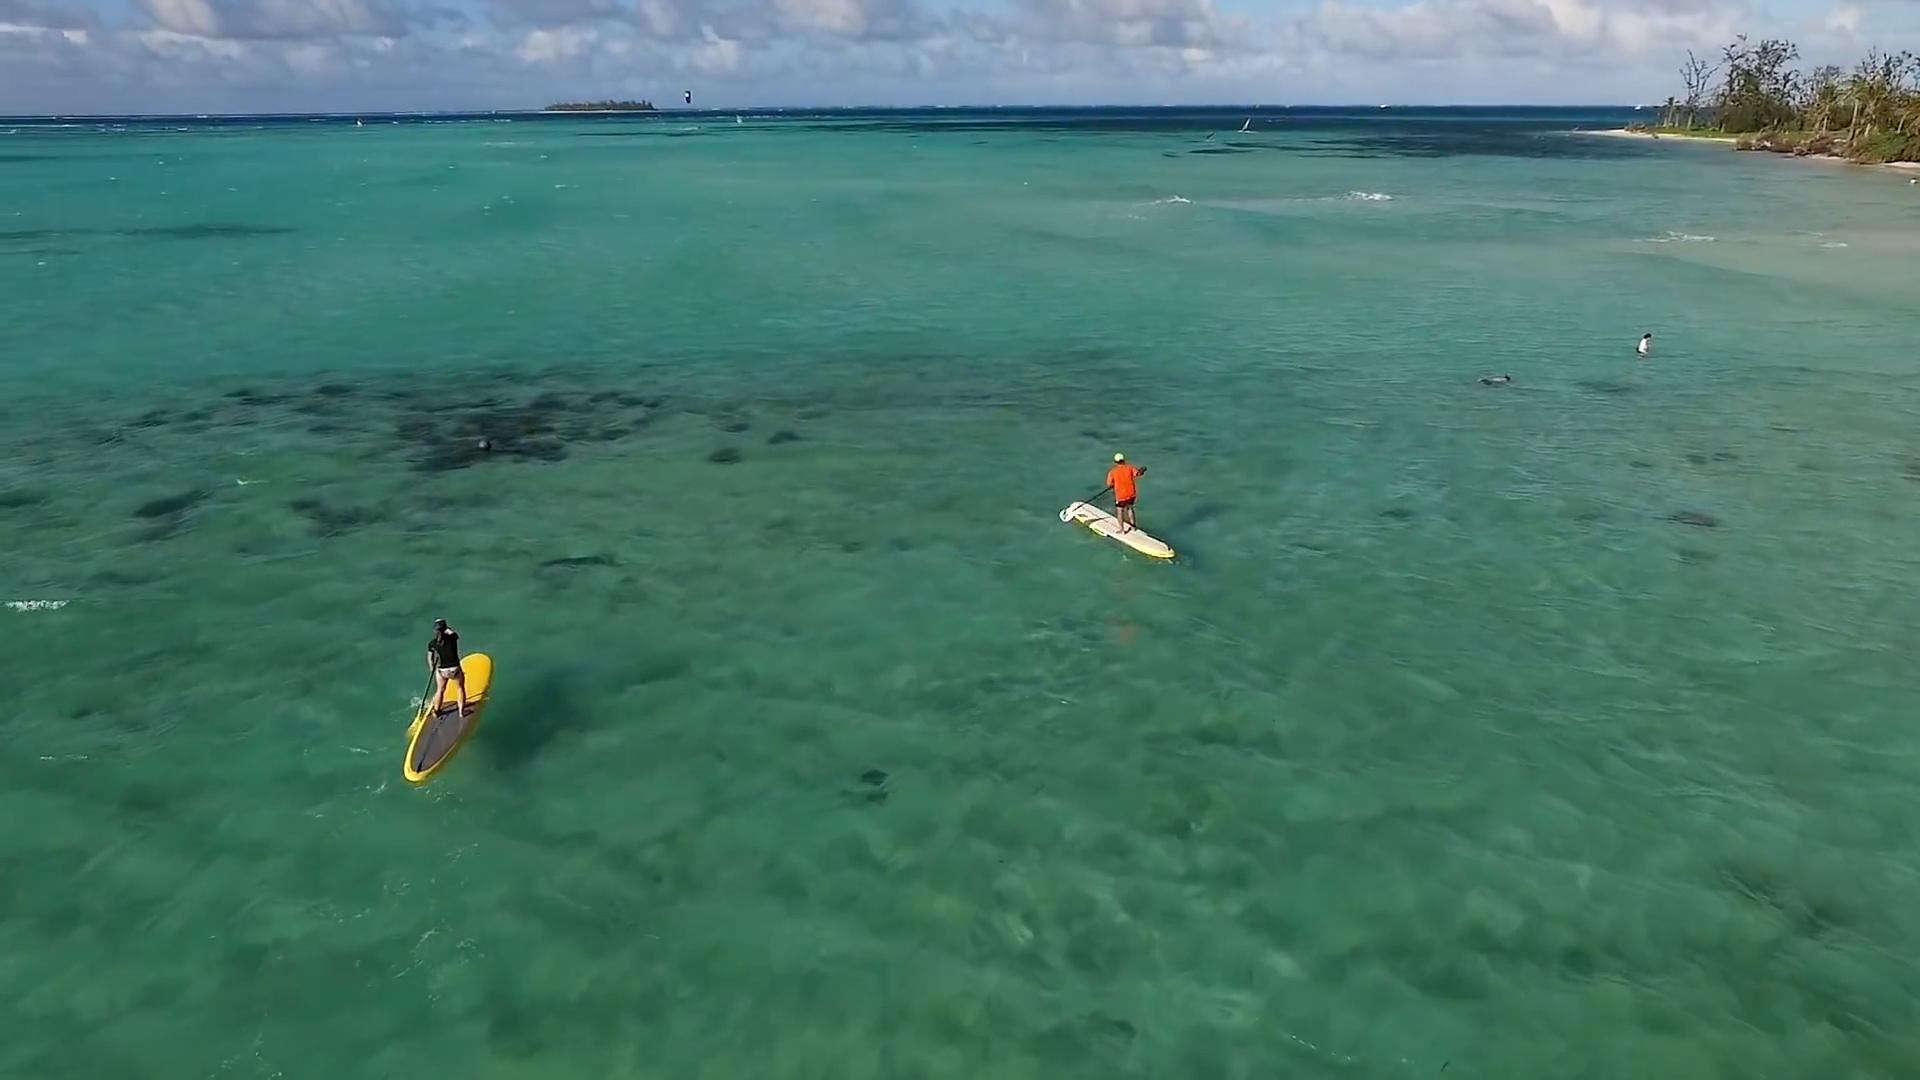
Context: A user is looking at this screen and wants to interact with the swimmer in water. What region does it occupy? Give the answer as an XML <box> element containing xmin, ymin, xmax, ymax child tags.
<box><xmin>1479</xmin><ymin>374</ymin><xmax>1512</xmax><ymax>385</ymax></box>
<box><xmin>1637</xmin><ymin>333</ymin><xmax>1653</xmax><ymax>359</ymax></box>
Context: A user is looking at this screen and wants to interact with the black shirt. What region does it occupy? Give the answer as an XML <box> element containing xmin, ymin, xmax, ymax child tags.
<box><xmin>429</xmin><ymin>630</ymin><xmax>460</xmax><ymax>670</ymax></box>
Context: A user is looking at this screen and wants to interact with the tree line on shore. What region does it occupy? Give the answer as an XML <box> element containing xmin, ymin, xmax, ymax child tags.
<box><xmin>545</xmin><ymin>100</ymin><xmax>656</xmax><ymax>112</ymax></box>
<box><xmin>1647</xmin><ymin>37</ymin><xmax>1919</xmax><ymax>163</ymax></box>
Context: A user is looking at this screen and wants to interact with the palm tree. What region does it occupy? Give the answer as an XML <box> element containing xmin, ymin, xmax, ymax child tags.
<box><xmin>1845</xmin><ymin>50</ymin><xmax>1918</xmax><ymax>148</ymax></box>
<box><xmin>1843</xmin><ymin>62</ymin><xmax>1880</xmax><ymax>145</ymax></box>
<box><xmin>1802</xmin><ymin>66</ymin><xmax>1842</xmax><ymax>133</ymax></box>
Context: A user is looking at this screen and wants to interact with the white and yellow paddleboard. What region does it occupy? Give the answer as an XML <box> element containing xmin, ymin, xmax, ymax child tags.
<box><xmin>1061</xmin><ymin>502</ymin><xmax>1176</xmax><ymax>560</ymax></box>
<box><xmin>403</xmin><ymin>652</ymin><xmax>493</xmax><ymax>783</ymax></box>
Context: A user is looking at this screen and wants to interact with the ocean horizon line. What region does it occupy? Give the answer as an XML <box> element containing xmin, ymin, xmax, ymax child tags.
<box><xmin>1</xmin><ymin>103</ymin><xmax>1652</xmax><ymax>123</ymax></box>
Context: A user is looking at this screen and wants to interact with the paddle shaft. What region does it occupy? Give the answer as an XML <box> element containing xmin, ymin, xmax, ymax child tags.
<box><xmin>1076</xmin><ymin>484</ymin><xmax>1114</xmax><ymax>509</ymax></box>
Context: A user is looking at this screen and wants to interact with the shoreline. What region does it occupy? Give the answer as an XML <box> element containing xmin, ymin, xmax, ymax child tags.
<box><xmin>1584</xmin><ymin>128</ymin><xmax>1738</xmax><ymax>143</ymax></box>
<box><xmin>1583</xmin><ymin>128</ymin><xmax>1920</xmax><ymax>177</ymax></box>
<box><xmin>1803</xmin><ymin>153</ymin><xmax>1920</xmax><ymax>173</ymax></box>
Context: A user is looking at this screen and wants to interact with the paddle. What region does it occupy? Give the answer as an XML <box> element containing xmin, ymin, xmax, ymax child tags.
<box><xmin>1058</xmin><ymin>485</ymin><xmax>1113</xmax><ymax>522</ymax></box>
<box><xmin>415</xmin><ymin>672</ymin><xmax>438</xmax><ymax>725</ymax></box>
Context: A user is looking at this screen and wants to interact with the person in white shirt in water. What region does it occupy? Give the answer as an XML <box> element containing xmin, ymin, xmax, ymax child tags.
<box><xmin>1637</xmin><ymin>333</ymin><xmax>1653</xmax><ymax>359</ymax></box>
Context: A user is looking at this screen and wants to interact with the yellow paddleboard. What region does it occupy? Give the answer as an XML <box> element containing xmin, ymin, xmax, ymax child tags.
<box><xmin>403</xmin><ymin>652</ymin><xmax>493</xmax><ymax>783</ymax></box>
<box><xmin>1062</xmin><ymin>502</ymin><xmax>1176</xmax><ymax>560</ymax></box>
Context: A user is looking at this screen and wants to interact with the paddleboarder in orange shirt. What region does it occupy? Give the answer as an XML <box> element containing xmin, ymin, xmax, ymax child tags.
<box><xmin>1106</xmin><ymin>453</ymin><xmax>1147</xmax><ymax>533</ymax></box>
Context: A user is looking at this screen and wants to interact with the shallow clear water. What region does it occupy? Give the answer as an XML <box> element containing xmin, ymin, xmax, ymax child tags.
<box><xmin>5</xmin><ymin>109</ymin><xmax>1920</xmax><ymax>1078</ymax></box>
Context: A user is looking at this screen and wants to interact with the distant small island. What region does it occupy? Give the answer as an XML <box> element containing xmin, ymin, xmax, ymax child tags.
<box><xmin>544</xmin><ymin>100</ymin><xmax>655</xmax><ymax>113</ymax></box>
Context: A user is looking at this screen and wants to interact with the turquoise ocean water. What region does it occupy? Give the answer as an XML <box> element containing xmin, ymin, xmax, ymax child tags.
<box><xmin>5</xmin><ymin>108</ymin><xmax>1920</xmax><ymax>1077</ymax></box>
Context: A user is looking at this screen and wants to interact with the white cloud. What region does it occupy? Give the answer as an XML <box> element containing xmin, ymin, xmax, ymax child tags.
<box><xmin>515</xmin><ymin>23</ymin><xmax>595</xmax><ymax>60</ymax></box>
<box><xmin>1308</xmin><ymin>0</ymin><xmax>1741</xmax><ymax>61</ymax></box>
<box><xmin>140</xmin><ymin>0</ymin><xmax>218</xmax><ymax>36</ymax></box>
<box><xmin>137</xmin><ymin>0</ymin><xmax>411</xmax><ymax>39</ymax></box>
<box><xmin>769</xmin><ymin>0</ymin><xmax>933</xmax><ymax>38</ymax></box>
<box><xmin>1816</xmin><ymin>3</ymin><xmax>1863</xmax><ymax>41</ymax></box>
<box><xmin>774</xmin><ymin>0</ymin><xmax>872</xmax><ymax>35</ymax></box>
<box><xmin>635</xmin><ymin>0</ymin><xmax>681</xmax><ymax>35</ymax></box>
<box><xmin>954</xmin><ymin>0</ymin><xmax>1254</xmax><ymax>53</ymax></box>
<box><xmin>692</xmin><ymin>23</ymin><xmax>742</xmax><ymax>69</ymax></box>
<box><xmin>285</xmin><ymin>40</ymin><xmax>342</xmax><ymax>71</ymax></box>
<box><xmin>490</xmin><ymin>0</ymin><xmax>629</xmax><ymax>26</ymax></box>
<box><xmin>138</xmin><ymin>25</ymin><xmax>248</xmax><ymax>57</ymax></box>
<box><xmin>0</xmin><ymin>0</ymin><xmax>93</xmax><ymax>28</ymax></box>
<box><xmin>490</xmin><ymin>0</ymin><xmax>936</xmax><ymax>40</ymax></box>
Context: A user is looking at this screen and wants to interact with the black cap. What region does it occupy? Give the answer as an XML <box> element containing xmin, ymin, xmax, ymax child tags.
<box><xmin>433</xmin><ymin>618</ymin><xmax>448</xmax><ymax>629</ymax></box>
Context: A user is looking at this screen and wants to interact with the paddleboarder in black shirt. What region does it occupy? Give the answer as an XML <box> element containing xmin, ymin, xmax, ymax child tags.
<box><xmin>426</xmin><ymin>619</ymin><xmax>469</xmax><ymax>718</ymax></box>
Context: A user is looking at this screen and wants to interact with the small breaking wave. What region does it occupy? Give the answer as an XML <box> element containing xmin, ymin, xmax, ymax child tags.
<box><xmin>1149</xmin><ymin>195</ymin><xmax>1192</xmax><ymax>205</ymax></box>
<box><xmin>1639</xmin><ymin>231</ymin><xmax>1716</xmax><ymax>243</ymax></box>
<box><xmin>1344</xmin><ymin>191</ymin><xmax>1393</xmax><ymax>201</ymax></box>
<box><xmin>1819</xmin><ymin>241</ymin><xmax>1849</xmax><ymax>248</ymax></box>
<box><xmin>5</xmin><ymin>600</ymin><xmax>68</xmax><ymax>612</ymax></box>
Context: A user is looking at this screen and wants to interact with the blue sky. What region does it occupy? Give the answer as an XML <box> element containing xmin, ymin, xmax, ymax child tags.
<box><xmin>2</xmin><ymin>0</ymin><xmax>1916</xmax><ymax>113</ymax></box>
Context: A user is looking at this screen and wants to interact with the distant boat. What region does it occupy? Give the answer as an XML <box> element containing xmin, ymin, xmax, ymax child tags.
<box><xmin>355</xmin><ymin>118</ymin><xmax>364</xmax><ymax>127</ymax></box>
<box><xmin>1240</xmin><ymin>117</ymin><xmax>1251</xmax><ymax>132</ymax></box>
<box><xmin>735</xmin><ymin>115</ymin><xmax>743</xmax><ymax>124</ymax></box>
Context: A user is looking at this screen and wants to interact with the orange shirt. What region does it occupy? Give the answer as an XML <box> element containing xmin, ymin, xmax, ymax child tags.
<box><xmin>1107</xmin><ymin>463</ymin><xmax>1141</xmax><ymax>502</ymax></box>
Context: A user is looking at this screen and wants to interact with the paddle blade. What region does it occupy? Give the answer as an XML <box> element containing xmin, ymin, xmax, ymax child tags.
<box><xmin>1058</xmin><ymin>503</ymin><xmax>1078</xmax><ymax>523</ymax></box>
